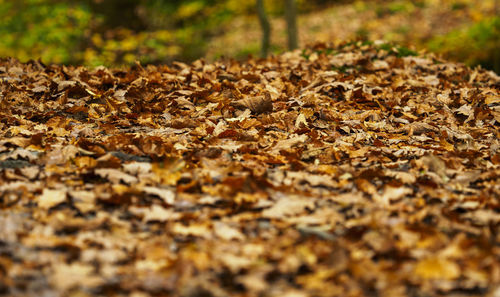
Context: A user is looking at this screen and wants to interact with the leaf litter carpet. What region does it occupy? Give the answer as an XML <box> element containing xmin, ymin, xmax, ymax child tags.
<box><xmin>0</xmin><ymin>42</ymin><xmax>499</xmax><ymax>297</ymax></box>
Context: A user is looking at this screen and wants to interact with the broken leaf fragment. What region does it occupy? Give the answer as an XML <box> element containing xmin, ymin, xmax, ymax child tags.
<box><xmin>263</xmin><ymin>195</ymin><xmax>315</xmax><ymax>219</ymax></box>
<box><xmin>69</xmin><ymin>190</ymin><xmax>96</xmax><ymax>213</ymax></box>
<box><xmin>143</xmin><ymin>205</ymin><xmax>178</xmax><ymax>222</ymax></box>
<box><xmin>95</xmin><ymin>168</ymin><xmax>138</xmax><ymax>184</ymax></box>
<box><xmin>173</xmin><ymin>223</ymin><xmax>211</xmax><ymax>238</ymax></box>
<box><xmin>38</xmin><ymin>189</ymin><xmax>67</xmax><ymax>209</ymax></box>
<box><xmin>142</xmin><ymin>186</ymin><xmax>175</xmax><ymax>204</ymax></box>
<box><xmin>51</xmin><ymin>263</ymin><xmax>103</xmax><ymax>291</ymax></box>
<box><xmin>214</xmin><ymin>222</ymin><xmax>245</xmax><ymax>241</ymax></box>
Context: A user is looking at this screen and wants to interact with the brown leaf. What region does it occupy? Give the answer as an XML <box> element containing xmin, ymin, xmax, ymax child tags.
<box><xmin>231</xmin><ymin>93</ymin><xmax>272</xmax><ymax>114</ymax></box>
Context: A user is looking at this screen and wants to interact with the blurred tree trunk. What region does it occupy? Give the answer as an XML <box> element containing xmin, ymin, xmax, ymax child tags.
<box><xmin>284</xmin><ymin>0</ymin><xmax>298</xmax><ymax>50</ymax></box>
<box><xmin>85</xmin><ymin>0</ymin><xmax>146</xmax><ymax>30</ymax></box>
<box><xmin>257</xmin><ymin>0</ymin><xmax>271</xmax><ymax>57</ymax></box>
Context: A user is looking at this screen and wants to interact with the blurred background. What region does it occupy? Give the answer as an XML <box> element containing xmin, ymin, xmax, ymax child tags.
<box><xmin>0</xmin><ymin>0</ymin><xmax>498</xmax><ymax>73</ymax></box>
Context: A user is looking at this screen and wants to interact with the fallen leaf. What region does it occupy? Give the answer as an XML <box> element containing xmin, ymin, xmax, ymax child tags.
<box><xmin>263</xmin><ymin>195</ymin><xmax>315</xmax><ymax>219</ymax></box>
<box><xmin>143</xmin><ymin>205</ymin><xmax>177</xmax><ymax>222</ymax></box>
<box><xmin>95</xmin><ymin>168</ymin><xmax>138</xmax><ymax>184</ymax></box>
<box><xmin>38</xmin><ymin>189</ymin><xmax>67</xmax><ymax>209</ymax></box>
<box><xmin>231</xmin><ymin>93</ymin><xmax>273</xmax><ymax>114</ymax></box>
<box><xmin>414</xmin><ymin>257</ymin><xmax>460</xmax><ymax>280</ymax></box>
<box><xmin>142</xmin><ymin>186</ymin><xmax>175</xmax><ymax>204</ymax></box>
<box><xmin>214</xmin><ymin>222</ymin><xmax>245</xmax><ymax>241</ymax></box>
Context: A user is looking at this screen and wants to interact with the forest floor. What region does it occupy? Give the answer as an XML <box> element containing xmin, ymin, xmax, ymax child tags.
<box><xmin>0</xmin><ymin>41</ymin><xmax>499</xmax><ymax>297</ymax></box>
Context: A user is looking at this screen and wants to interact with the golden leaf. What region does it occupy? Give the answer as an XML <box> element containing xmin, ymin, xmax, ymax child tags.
<box><xmin>38</xmin><ymin>189</ymin><xmax>67</xmax><ymax>209</ymax></box>
<box><xmin>414</xmin><ymin>257</ymin><xmax>460</xmax><ymax>280</ymax></box>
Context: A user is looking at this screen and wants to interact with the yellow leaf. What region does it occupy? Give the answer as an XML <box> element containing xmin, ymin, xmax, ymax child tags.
<box><xmin>152</xmin><ymin>159</ymin><xmax>185</xmax><ymax>186</ymax></box>
<box><xmin>38</xmin><ymin>189</ymin><xmax>66</xmax><ymax>209</ymax></box>
<box><xmin>414</xmin><ymin>257</ymin><xmax>460</xmax><ymax>280</ymax></box>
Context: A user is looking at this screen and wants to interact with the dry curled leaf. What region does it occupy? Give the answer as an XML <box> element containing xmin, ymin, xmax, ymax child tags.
<box><xmin>231</xmin><ymin>92</ymin><xmax>273</xmax><ymax>114</ymax></box>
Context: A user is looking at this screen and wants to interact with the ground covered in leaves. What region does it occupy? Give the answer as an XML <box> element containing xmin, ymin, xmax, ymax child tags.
<box><xmin>0</xmin><ymin>41</ymin><xmax>499</xmax><ymax>297</ymax></box>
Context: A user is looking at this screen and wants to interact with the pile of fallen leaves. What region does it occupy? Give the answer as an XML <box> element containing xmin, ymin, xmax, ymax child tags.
<box><xmin>0</xmin><ymin>41</ymin><xmax>499</xmax><ymax>297</ymax></box>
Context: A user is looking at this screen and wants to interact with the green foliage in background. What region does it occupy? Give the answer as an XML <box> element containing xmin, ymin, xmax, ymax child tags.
<box><xmin>82</xmin><ymin>29</ymin><xmax>181</xmax><ymax>66</ymax></box>
<box><xmin>0</xmin><ymin>0</ymin><xmax>91</xmax><ymax>64</ymax></box>
<box><xmin>0</xmin><ymin>0</ymin><xmax>264</xmax><ymax>66</ymax></box>
<box><xmin>427</xmin><ymin>16</ymin><xmax>500</xmax><ymax>72</ymax></box>
<box><xmin>0</xmin><ymin>0</ymin><xmax>498</xmax><ymax>73</ymax></box>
